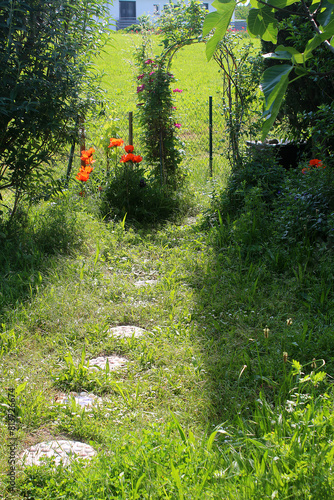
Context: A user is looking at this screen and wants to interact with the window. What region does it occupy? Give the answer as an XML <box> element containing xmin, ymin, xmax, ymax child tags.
<box><xmin>202</xmin><ymin>3</ymin><xmax>209</xmax><ymax>9</ymax></box>
<box><xmin>119</xmin><ymin>1</ymin><xmax>136</xmax><ymax>18</ymax></box>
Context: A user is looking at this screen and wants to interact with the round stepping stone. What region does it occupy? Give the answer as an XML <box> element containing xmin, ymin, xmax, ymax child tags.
<box><xmin>55</xmin><ymin>392</ymin><xmax>103</xmax><ymax>410</ymax></box>
<box><xmin>134</xmin><ymin>279</ymin><xmax>158</xmax><ymax>287</ymax></box>
<box><xmin>89</xmin><ymin>355</ymin><xmax>128</xmax><ymax>371</ymax></box>
<box><xmin>20</xmin><ymin>440</ymin><xmax>96</xmax><ymax>467</ymax></box>
<box><xmin>107</xmin><ymin>325</ymin><xmax>145</xmax><ymax>338</ymax></box>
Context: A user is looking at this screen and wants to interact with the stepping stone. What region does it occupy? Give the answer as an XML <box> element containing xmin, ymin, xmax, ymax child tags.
<box><xmin>55</xmin><ymin>392</ymin><xmax>103</xmax><ymax>410</ymax></box>
<box><xmin>88</xmin><ymin>355</ymin><xmax>128</xmax><ymax>371</ymax></box>
<box><xmin>20</xmin><ymin>440</ymin><xmax>96</xmax><ymax>467</ymax></box>
<box><xmin>107</xmin><ymin>325</ymin><xmax>145</xmax><ymax>338</ymax></box>
<box><xmin>134</xmin><ymin>279</ymin><xmax>158</xmax><ymax>287</ymax></box>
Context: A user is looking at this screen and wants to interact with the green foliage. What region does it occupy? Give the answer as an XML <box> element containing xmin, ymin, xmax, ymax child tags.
<box><xmin>271</xmin><ymin>159</ymin><xmax>334</xmax><ymax>247</ymax></box>
<box><xmin>210</xmin><ymin>148</ymin><xmax>286</xmax><ymax>222</ymax></box>
<box><xmin>101</xmin><ymin>162</ymin><xmax>182</xmax><ymax>224</ymax></box>
<box><xmin>215</xmin><ymin>361</ymin><xmax>334</xmax><ymax>498</ymax></box>
<box><xmin>262</xmin><ymin>9</ymin><xmax>334</xmax><ymax>143</ymax></box>
<box><xmin>157</xmin><ymin>0</ymin><xmax>207</xmax><ymax>64</ymax></box>
<box><xmin>204</xmin><ymin>0</ymin><xmax>334</xmax><ymax>139</ymax></box>
<box><xmin>134</xmin><ymin>1</ymin><xmax>210</xmax><ymax>189</ymax></box>
<box><xmin>213</xmin><ymin>31</ymin><xmax>263</xmax><ymax>168</ymax></box>
<box><xmin>135</xmin><ymin>39</ymin><xmax>184</xmax><ymax>189</ymax></box>
<box><xmin>0</xmin><ymin>0</ymin><xmax>109</xmax><ymax>204</ymax></box>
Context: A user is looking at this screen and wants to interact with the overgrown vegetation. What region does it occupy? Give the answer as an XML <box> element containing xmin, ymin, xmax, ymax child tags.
<box><xmin>0</xmin><ymin>0</ymin><xmax>110</xmax><ymax>216</ymax></box>
<box><xmin>1</xmin><ymin>4</ymin><xmax>334</xmax><ymax>497</ymax></box>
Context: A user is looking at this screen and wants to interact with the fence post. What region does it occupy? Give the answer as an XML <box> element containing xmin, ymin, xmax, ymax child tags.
<box><xmin>209</xmin><ymin>96</ymin><xmax>213</xmax><ymax>177</ymax></box>
<box><xmin>129</xmin><ymin>111</ymin><xmax>133</xmax><ymax>146</ymax></box>
<box><xmin>79</xmin><ymin>116</ymin><xmax>86</xmax><ymax>167</ymax></box>
<box><xmin>66</xmin><ymin>142</ymin><xmax>76</xmax><ymax>185</ymax></box>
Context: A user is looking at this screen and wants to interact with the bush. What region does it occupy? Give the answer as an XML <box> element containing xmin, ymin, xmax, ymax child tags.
<box><xmin>0</xmin><ymin>0</ymin><xmax>109</xmax><ymax>204</ymax></box>
<box><xmin>271</xmin><ymin>158</ymin><xmax>334</xmax><ymax>247</ymax></box>
<box><xmin>211</xmin><ymin>148</ymin><xmax>286</xmax><ymax>223</ymax></box>
<box><xmin>100</xmin><ymin>165</ymin><xmax>181</xmax><ymax>224</ymax></box>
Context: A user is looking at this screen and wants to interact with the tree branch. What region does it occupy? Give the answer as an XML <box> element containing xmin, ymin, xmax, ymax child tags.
<box><xmin>300</xmin><ymin>0</ymin><xmax>334</xmax><ymax>54</ymax></box>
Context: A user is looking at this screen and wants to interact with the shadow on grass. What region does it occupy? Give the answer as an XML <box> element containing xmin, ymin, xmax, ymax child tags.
<box><xmin>0</xmin><ymin>202</ymin><xmax>84</xmax><ymax>319</ymax></box>
<box><xmin>183</xmin><ymin>219</ymin><xmax>334</xmax><ymax>427</ymax></box>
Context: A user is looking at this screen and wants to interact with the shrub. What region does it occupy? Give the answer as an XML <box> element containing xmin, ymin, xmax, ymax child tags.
<box><xmin>0</xmin><ymin>0</ymin><xmax>109</xmax><ymax>208</ymax></box>
<box><xmin>100</xmin><ymin>164</ymin><xmax>181</xmax><ymax>224</ymax></box>
<box><xmin>211</xmin><ymin>148</ymin><xmax>286</xmax><ymax>223</ymax></box>
<box><xmin>271</xmin><ymin>158</ymin><xmax>334</xmax><ymax>247</ymax></box>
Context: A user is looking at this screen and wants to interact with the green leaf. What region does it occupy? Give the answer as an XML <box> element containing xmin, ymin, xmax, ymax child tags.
<box><xmin>212</xmin><ymin>0</ymin><xmax>235</xmax><ymax>6</ymax></box>
<box><xmin>303</xmin><ymin>17</ymin><xmax>334</xmax><ymax>59</ymax></box>
<box><xmin>263</xmin><ymin>50</ymin><xmax>292</xmax><ymax>60</ymax></box>
<box><xmin>269</xmin><ymin>0</ymin><xmax>300</xmax><ymax>7</ymax></box>
<box><xmin>250</xmin><ymin>0</ymin><xmax>262</xmax><ymax>7</ymax></box>
<box><xmin>264</xmin><ymin>45</ymin><xmax>305</xmax><ymax>63</ymax></box>
<box><xmin>204</xmin><ymin>2</ymin><xmax>236</xmax><ymax>60</ymax></box>
<box><xmin>317</xmin><ymin>1</ymin><xmax>334</xmax><ymax>26</ymax></box>
<box><xmin>248</xmin><ymin>7</ymin><xmax>278</xmax><ymax>43</ymax></box>
<box><xmin>206</xmin><ymin>430</ymin><xmax>218</xmax><ymax>451</ymax></box>
<box><xmin>171</xmin><ymin>461</ymin><xmax>184</xmax><ymax>500</ymax></box>
<box><xmin>260</xmin><ymin>65</ymin><xmax>293</xmax><ymax>140</ymax></box>
<box><xmin>320</xmin><ymin>16</ymin><xmax>334</xmax><ymax>36</ymax></box>
<box><xmin>15</xmin><ymin>381</ymin><xmax>27</xmax><ymax>396</ymax></box>
<box><xmin>294</xmin><ymin>66</ymin><xmax>309</xmax><ymax>76</ymax></box>
<box><xmin>203</xmin><ymin>11</ymin><xmax>223</xmax><ymax>36</ymax></box>
<box><xmin>170</xmin><ymin>411</ymin><xmax>187</xmax><ymax>444</ymax></box>
<box><xmin>261</xmin><ymin>77</ymin><xmax>289</xmax><ymax>140</ymax></box>
<box><xmin>260</xmin><ymin>64</ymin><xmax>293</xmax><ymax>109</ymax></box>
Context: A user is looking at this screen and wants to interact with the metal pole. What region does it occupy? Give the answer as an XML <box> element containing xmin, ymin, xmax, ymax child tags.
<box><xmin>129</xmin><ymin>111</ymin><xmax>133</xmax><ymax>146</ymax></box>
<box><xmin>79</xmin><ymin>116</ymin><xmax>86</xmax><ymax>168</ymax></box>
<box><xmin>66</xmin><ymin>141</ymin><xmax>76</xmax><ymax>185</ymax></box>
<box><xmin>159</xmin><ymin>129</ymin><xmax>163</xmax><ymax>186</ymax></box>
<box><xmin>209</xmin><ymin>96</ymin><xmax>213</xmax><ymax>177</ymax></box>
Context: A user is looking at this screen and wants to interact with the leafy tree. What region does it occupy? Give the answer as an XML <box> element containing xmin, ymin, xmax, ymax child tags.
<box><xmin>204</xmin><ymin>0</ymin><xmax>334</xmax><ymax>140</ymax></box>
<box><xmin>235</xmin><ymin>3</ymin><xmax>251</xmax><ymax>19</ymax></box>
<box><xmin>0</xmin><ymin>0</ymin><xmax>110</xmax><ymax>206</ymax></box>
<box><xmin>157</xmin><ymin>0</ymin><xmax>207</xmax><ymax>68</ymax></box>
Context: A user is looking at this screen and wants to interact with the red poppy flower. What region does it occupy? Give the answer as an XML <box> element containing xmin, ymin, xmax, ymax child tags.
<box><xmin>133</xmin><ymin>155</ymin><xmax>143</xmax><ymax>163</ymax></box>
<box><xmin>76</xmin><ymin>170</ymin><xmax>90</xmax><ymax>182</ymax></box>
<box><xmin>309</xmin><ymin>159</ymin><xmax>322</xmax><ymax>166</ymax></box>
<box><xmin>125</xmin><ymin>145</ymin><xmax>134</xmax><ymax>153</ymax></box>
<box><xmin>108</xmin><ymin>138</ymin><xmax>124</xmax><ymax>148</ymax></box>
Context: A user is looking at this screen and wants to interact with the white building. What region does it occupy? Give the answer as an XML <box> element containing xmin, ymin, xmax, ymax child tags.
<box><xmin>108</xmin><ymin>1</ymin><xmax>214</xmax><ymax>30</ymax></box>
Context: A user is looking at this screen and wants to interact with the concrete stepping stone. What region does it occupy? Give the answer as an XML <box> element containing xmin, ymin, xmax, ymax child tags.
<box><xmin>107</xmin><ymin>325</ymin><xmax>145</xmax><ymax>338</ymax></box>
<box><xmin>134</xmin><ymin>279</ymin><xmax>158</xmax><ymax>287</ymax></box>
<box><xmin>20</xmin><ymin>440</ymin><xmax>96</xmax><ymax>467</ymax></box>
<box><xmin>88</xmin><ymin>355</ymin><xmax>128</xmax><ymax>371</ymax></box>
<box><xmin>55</xmin><ymin>392</ymin><xmax>103</xmax><ymax>410</ymax></box>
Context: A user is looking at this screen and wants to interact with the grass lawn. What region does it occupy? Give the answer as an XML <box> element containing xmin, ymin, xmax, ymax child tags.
<box><xmin>1</xmin><ymin>33</ymin><xmax>334</xmax><ymax>499</ymax></box>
